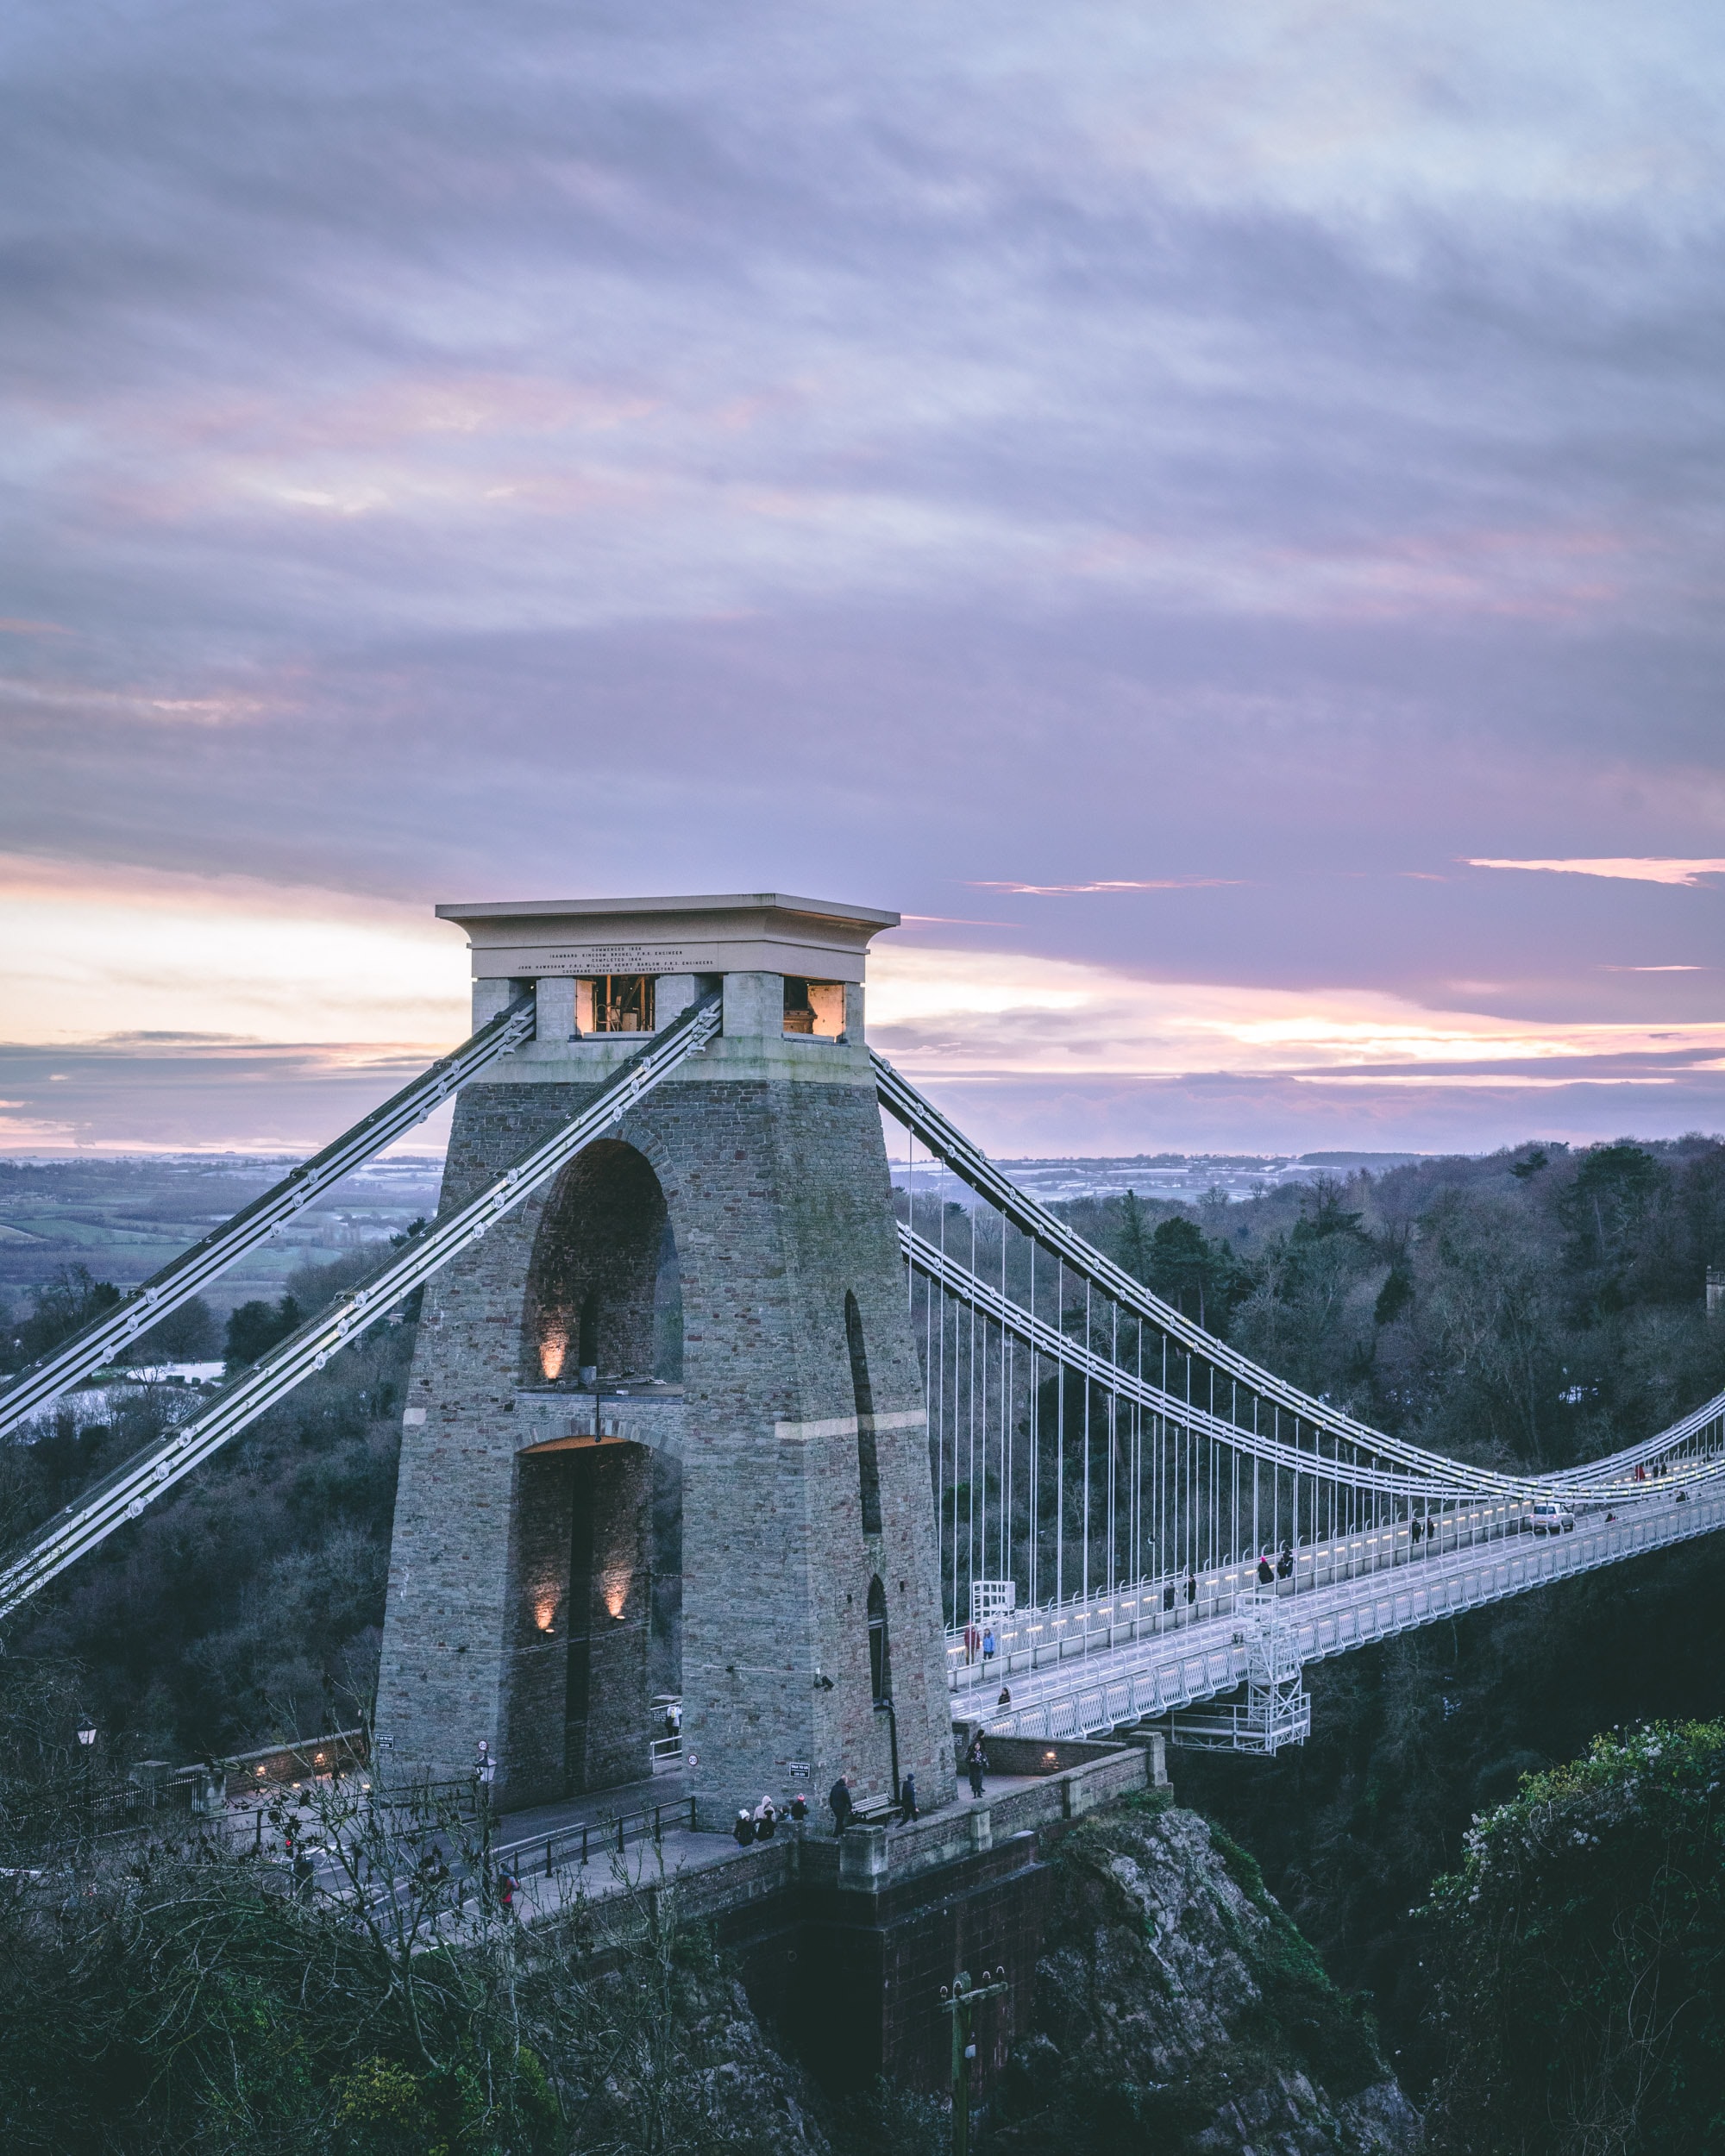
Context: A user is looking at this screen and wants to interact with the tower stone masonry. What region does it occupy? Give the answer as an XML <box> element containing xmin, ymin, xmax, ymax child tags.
<box><xmin>373</xmin><ymin>894</ymin><xmax>957</xmax><ymax>1823</ymax></box>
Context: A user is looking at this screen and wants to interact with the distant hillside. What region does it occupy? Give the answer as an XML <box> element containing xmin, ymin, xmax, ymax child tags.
<box><xmin>0</xmin><ymin>1153</ymin><xmax>442</xmax><ymax>1316</ymax></box>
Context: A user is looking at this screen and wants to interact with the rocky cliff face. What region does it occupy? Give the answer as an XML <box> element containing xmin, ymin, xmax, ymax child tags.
<box><xmin>697</xmin><ymin>1789</ymin><xmax>1420</xmax><ymax>2156</ymax></box>
<box><xmin>989</xmin><ymin>1792</ymin><xmax>1422</xmax><ymax>2156</ymax></box>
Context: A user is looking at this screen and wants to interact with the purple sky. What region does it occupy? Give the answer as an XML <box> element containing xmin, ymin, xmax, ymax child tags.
<box><xmin>3</xmin><ymin>1</ymin><xmax>1722</xmax><ymax>1161</ymax></box>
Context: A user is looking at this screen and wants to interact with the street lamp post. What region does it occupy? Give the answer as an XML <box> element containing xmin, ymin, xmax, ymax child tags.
<box><xmin>77</xmin><ymin>1720</ymin><xmax>97</xmax><ymax>1835</ymax></box>
<box><xmin>939</xmin><ymin>1967</ymin><xmax>1008</xmax><ymax>2156</ymax></box>
<box><xmin>876</xmin><ymin>1695</ymin><xmax>900</xmax><ymax>1808</ymax></box>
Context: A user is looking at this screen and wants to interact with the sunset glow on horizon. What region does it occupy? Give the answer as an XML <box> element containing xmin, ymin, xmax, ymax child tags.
<box><xmin>3</xmin><ymin>3</ymin><xmax>1722</xmax><ymax>1162</ymax></box>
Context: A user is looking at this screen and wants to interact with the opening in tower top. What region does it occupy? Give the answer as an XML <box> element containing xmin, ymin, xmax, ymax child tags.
<box><xmin>782</xmin><ymin>978</ymin><xmax>844</xmax><ymax>1037</ymax></box>
<box><xmin>577</xmin><ymin>975</ymin><xmax>655</xmax><ymax>1033</ymax></box>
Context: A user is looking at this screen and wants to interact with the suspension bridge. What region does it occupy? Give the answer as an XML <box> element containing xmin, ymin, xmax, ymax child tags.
<box><xmin>881</xmin><ymin>1064</ymin><xmax>1725</xmax><ymax>1752</ymax></box>
<box><xmin>1</xmin><ymin>890</ymin><xmax>1719</xmax><ymax>1813</ymax></box>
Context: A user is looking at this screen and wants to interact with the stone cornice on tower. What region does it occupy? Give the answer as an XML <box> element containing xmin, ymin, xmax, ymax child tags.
<box><xmin>435</xmin><ymin>892</ymin><xmax>900</xmax><ymax>984</ymax></box>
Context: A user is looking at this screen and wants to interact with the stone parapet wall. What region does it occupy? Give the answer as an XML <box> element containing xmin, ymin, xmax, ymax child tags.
<box><xmin>794</xmin><ymin>1739</ymin><xmax>1153</xmax><ymax>1891</ymax></box>
<box><xmin>216</xmin><ymin>1727</ymin><xmax>368</xmax><ymax>1799</ymax></box>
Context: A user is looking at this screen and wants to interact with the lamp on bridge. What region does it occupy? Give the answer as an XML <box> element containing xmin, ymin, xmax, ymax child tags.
<box><xmin>77</xmin><ymin>1720</ymin><xmax>97</xmax><ymax>1832</ymax></box>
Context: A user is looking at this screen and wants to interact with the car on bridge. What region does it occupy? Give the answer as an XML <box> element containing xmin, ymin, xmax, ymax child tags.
<box><xmin>1528</xmin><ymin>1500</ymin><xmax>1576</xmax><ymax>1535</ymax></box>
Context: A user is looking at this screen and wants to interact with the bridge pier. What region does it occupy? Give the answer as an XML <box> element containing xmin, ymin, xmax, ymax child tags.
<box><xmin>687</xmin><ymin>1736</ymin><xmax>1156</xmax><ymax>2096</ymax></box>
<box><xmin>727</xmin><ymin>1828</ymin><xmax>1051</xmax><ymax>2096</ymax></box>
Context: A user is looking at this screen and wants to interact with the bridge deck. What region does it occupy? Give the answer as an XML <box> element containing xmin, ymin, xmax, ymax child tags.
<box><xmin>966</xmin><ymin>1486</ymin><xmax>1725</xmax><ymax>1741</ymax></box>
<box><xmin>947</xmin><ymin>1496</ymin><xmax>1532</xmax><ymax>1698</ymax></box>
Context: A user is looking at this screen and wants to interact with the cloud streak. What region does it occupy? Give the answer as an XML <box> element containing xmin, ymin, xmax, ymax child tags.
<box><xmin>1468</xmin><ymin>859</ymin><xmax>1725</xmax><ymax>886</ymax></box>
<box><xmin>868</xmin><ymin>945</ymin><xmax>1725</xmax><ymax>1082</ymax></box>
<box><xmin>968</xmin><ymin>881</ymin><xmax>1241</xmax><ymax>896</ymax></box>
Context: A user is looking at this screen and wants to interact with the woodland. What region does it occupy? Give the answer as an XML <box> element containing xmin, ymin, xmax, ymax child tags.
<box><xmin>2</xmin><ymin>1132</ymin><xmax>1724</xmax><ymax>2152</ymax></box>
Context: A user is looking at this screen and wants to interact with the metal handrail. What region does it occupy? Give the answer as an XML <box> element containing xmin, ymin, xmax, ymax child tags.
<box><xmin>496</xmin><ymin>1795</ymin><xmax>700</xmax><ymax>1880</ymax></box>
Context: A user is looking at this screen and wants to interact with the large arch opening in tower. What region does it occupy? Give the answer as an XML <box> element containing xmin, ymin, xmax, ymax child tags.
<box><xmin>524</xmin><ymin>1140</ymin><xmax>676</xmax><ymax>1386</ymax></box>
<box><xmin>503</xmin><ymin>1142</ymin><xmax>685</xmax><ymax>1802</ymax></box>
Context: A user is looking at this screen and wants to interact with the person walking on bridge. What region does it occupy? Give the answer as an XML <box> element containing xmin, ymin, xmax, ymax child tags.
<box><xmin>828</xmin><ymin>1774</ymin><xmax>854</xmax><ymax>1835</ymax></box>
<box><xmin>733</xmin><ymin>1808</ymin><xmax>756</xmax><ymax>1846</ymax></box>
<box><xmin>1257</xmin><ymin>1551</ymin><xmax>1274</xmax><ymax>1586</ymax></box>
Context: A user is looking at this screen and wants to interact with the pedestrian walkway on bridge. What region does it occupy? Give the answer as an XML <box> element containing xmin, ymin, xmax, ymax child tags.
<box><xmin>978</xmin><ymin>1480</ymin><xmax>1725</xmax><ymax>1748</ymax></box>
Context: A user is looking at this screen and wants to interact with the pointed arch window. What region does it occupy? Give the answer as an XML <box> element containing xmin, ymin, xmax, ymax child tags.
<box><xmin>845</xmin><ymin>1290</ymin><xmax>882</xmax><ymax>1535</ymax></box>
<box><xmin>867</xmin><ymin>1574</ymin><xmax>892</xmax><ymax>1702</ymax></box>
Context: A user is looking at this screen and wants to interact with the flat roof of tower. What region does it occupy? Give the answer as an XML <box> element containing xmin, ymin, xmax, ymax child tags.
<box><xmin>436</xmin><ymin>892</ymin><xmax>898</xmax><ymax>927</ymax></box>
<box><xmin>435</xmin><ymin>892</ymin><xmax>900</xmax><ymax>982</ymax></box>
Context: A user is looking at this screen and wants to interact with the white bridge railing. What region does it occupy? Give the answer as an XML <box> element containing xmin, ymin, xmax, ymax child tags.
<box><xmin>975</xmin><ymin>1484</ymin><xmax>1725</xmax><ymax>1746</ymax></box>
<box><xmin>947</xmin><ymin>1497</ymin><xmax>1532</xmax><ymax>1696</ymax></box>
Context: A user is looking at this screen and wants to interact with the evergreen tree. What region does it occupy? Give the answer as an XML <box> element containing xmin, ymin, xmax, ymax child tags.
<box><xmin>224</xmin><ymin>1294</ymin><xmax>304</xmax><ymax>1369</ymax></box>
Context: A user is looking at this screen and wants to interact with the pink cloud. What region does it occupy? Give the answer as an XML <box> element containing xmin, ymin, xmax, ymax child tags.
<box><xmin>1468</xmin><ymin>857</ymin><xmax>1725</xmax><ymax>887</ymax></box>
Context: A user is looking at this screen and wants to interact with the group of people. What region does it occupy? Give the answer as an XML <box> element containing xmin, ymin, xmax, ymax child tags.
<box><xmin>414</xmin><ymin>1839</ymin><xmax>520</xmax><ymax>1915</ymax></box>
<box><xmin>271</xmin><ymin>1806</ymin><xmax>329</xmax><ymax>1903</ymax></box>
<box><xmin>960</xmin><ymin>1623</ymin><xmax>999</xmax><ymax>1665</ymax></box>
<box><xmin>1254</xmin><ymin>1542</ymin><xmax>1295</xmax><ymax>1586</ymax></box>
<box><xmin>732</xmin><ymin>1789</ymin><xmax>808</xmax><ymax>1845</ymax></box>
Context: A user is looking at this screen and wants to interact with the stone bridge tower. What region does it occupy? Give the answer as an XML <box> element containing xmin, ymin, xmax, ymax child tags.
<box><xmin>373</xmin><ymin>893</ymin><xmax>956</xmax><ymax>1823</ymax></box>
